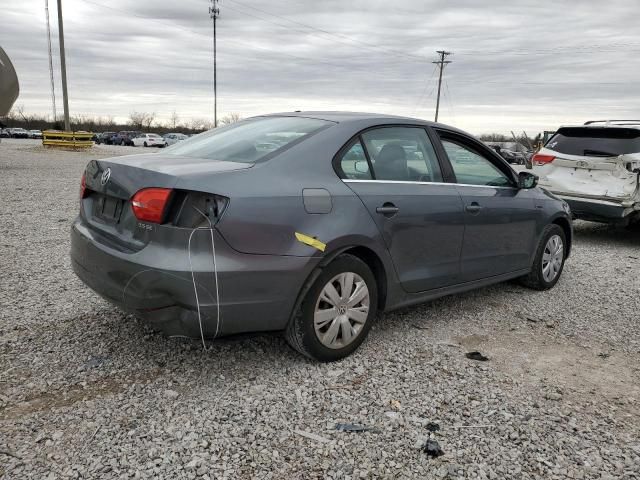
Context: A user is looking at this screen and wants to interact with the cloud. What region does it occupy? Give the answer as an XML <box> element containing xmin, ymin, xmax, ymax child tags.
<box><xmin>3</xmin><ymin>0</ymin><xmax>639</xmax><ymax>133</ymax></box>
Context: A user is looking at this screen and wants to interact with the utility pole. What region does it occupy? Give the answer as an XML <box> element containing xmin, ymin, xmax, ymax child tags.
<box><xmin>44</xmin><ymin>0</ymin><xmax>57</xmax><ymax>123</ymax></box>
<box><xmin>209</xmin><ymin>0</ymin><xmax>220</xmax><ymax>128</ymax></box>
<box><xmin>56</xmin><ymin>0</ymin><xmax>70</xmax><ymax>131</ymax></box>
<box><xmin>432</xmin><ymin>50</ymin><xmax>451</xmax><ymax>123</ymax></box>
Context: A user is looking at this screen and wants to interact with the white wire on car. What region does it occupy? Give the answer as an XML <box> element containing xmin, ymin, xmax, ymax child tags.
<box><xmin>187</xmin><ymin>206</ymin><xmax>221</xmax><ymax>350</ymax></box>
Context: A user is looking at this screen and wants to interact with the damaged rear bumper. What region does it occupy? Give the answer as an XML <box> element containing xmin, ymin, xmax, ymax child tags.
<box><xmin>70</xmin><ymin>218</ymin><xmax>316</xmax><ymax>338</ymax></box>
<box><xmin>553</xmin><ymin>193</ymin><xmax>640</xmax><ymax>224</ymax></box>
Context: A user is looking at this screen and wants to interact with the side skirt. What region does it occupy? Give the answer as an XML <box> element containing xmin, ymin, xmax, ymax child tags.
<box><xmin>385</xmin><ymin>268</ymin><xmax>530</xmax><ymax>312</ymax></box>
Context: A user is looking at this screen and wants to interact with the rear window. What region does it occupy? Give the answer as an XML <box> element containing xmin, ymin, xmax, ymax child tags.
<box><xmin>165</xmin><ymin>116</ymin><xmax>332</xmax><ymax>163</ymax></box>
<box><xmin>546</xmin><ymin>127</ymin><xmax>640</xmax><ymax>156</ymax></box>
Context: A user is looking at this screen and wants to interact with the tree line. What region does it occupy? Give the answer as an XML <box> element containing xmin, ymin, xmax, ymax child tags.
<box><xmin>1</xmin><ymin>107</ymin><xmax>242</xmax><ymax>134</ymax></box>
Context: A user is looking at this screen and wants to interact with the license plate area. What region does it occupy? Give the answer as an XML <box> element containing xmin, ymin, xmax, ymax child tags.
<box><xmin>94</xmin><ymin>194</ymin><xmax>125</xmax><ymax>224</ymax></box>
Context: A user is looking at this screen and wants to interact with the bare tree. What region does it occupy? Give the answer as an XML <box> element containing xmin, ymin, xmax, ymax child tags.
<box><xmin>219</xmin><ymin>112</ymin><xmax>242</xmax><ymax>126</ymax></box>
<box><xmin>170</xmin><ymin>110</ymin><xmax>179</xmax><ymax>130</ymax></box>
<box><xmin>13</xmin><ymin>105</ymin><xmax>38</xmax><ymax>129</ymax></box>
<box><xmin>142</xmin><ymin>112</ymin><xmax>156</xmax><ymax>132</ymax></box>
<box><xmin>188</xmin><ymin>117</ymin><xmax>214</xmax><ymax>131</ymax></box>
<box><xmin>129</xmin><ymin>111</ymin><xmax>148</xmax><ymax>130</ymax></box>
<box><xmin>478</xmin><ymin>133</ymin><xmax>510</xmax><ymax>142</ymax></box>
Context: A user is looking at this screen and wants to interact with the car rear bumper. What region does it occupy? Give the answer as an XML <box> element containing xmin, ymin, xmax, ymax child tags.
<box><xmin>558</xmin><ymin>195</ymin><xmax>638</xmax><ymax>223</ymax></box>
<box><xmin>71</xmin><ymin>218</ymin><xmax>316</xmax><ymax>338</ymax></box>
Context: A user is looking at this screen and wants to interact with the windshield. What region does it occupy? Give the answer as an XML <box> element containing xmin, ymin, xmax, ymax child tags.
<box><xmin>546</xmin><ymin>127</ymin><xmax>640</xmax><ymax>156</ymax></box>
<box><xmin>165</xmin><ymin>116</ymin><xmax>333</xmax><ymax>163</ymax></box>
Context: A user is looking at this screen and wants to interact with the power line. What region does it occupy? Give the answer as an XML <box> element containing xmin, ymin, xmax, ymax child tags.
<box><xmin>224</xmin><ymin>0</ymin><xmax>426</xmax><ymax>61</ymax></box>
<box><xmin>457</xmin><ymin>42</ymin><xmax>640</xmax><ymax>56</ymax></box>
<box><xmin>444</xmin><ymin>79</ymin><xmax>455</xmax><ymax>123</ymax></box>
<box><xmin>80</xmin><ymin>0</ymin><xmax>411</xmax><ymax>75</ymax></box>
<box><xmin>411</xmin><ymin>64</ymin><xmax>438</xmax><ymax>116</ymax></box>
<box><xmin>432</xmin><ymin>50</ymin><xmax>451</xmax><ymax>122</ymax></box>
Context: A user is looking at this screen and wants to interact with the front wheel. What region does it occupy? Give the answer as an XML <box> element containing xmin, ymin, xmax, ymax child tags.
<box><xmin>519</xmin><ymin>224</ymin><xmax>566</xmax><ymax>290</ymax></box>
<box><xmin>285</xmin><ymin>254</ymin><xmax>378</xmax><ymax>361</ymax></box>
<box><xmin>143</xmin><ymin>141</ymin><xmax>148</xmax><ymax>147</ymax></box>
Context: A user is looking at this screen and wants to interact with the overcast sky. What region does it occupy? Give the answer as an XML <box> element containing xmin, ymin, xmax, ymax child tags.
<box><xmin>3</xmin><ymin>0</ymin><xmax>639</xmax><ymax>133</ymax></box>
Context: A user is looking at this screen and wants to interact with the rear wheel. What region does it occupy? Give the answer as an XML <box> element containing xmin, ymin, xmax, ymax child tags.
<box><xmin>285</xmin><ymin>254</ymin><xmax>378</xmax><ymax>361</ymax></box>
<box><xmin>519</xmin><ymin>224</ymin><xmax>566</xmax><ymax>290</ymax></box>
<box><xmin>143</xmin><ymin>141</ymin><xmax>148</xmax><ymax>147</ymax></box>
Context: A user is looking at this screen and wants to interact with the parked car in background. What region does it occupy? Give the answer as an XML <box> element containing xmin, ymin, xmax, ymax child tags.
<box><xmin>111</xmin><ymin>131</ymin><xmax>141</xmax><ymax>146</ymax></box>
<box><xmin>71</xmin><ymin>112</ymin><xmax>572</xmax><ymax>361</ymax></box>
<box><xmin>0</xmin><ymin>128</ymin><xmax>9</xmax><ymax>138</ymax></box>
<box><xmin>533</xmin><ymin>120</ymin><xmax>640</xmax><ymax>227</ymax></box>
<box><xmin>501</xmin><ymin>149</ymin><xmax>528</xmax><ymax>165</ymax></box>
<box><xmin>132</xmin><ymin>133</ymin><xmax>166</xmax><ymax>148</ymax></box>
<box><xmin>163</xmin><ymin>133</ymin><xmax>188</xmax><ymax>146</ymax></box>
<box><xmin>28</xmin><ymin>129</ymin><xmax>43</xmax><ymax>139</ymax></box>
<box><xmin>95</xmin><ymin>132</ymin><xmax>116</xmax><ymax>145</ymax></box>
<box><xmin>8</xmin><ymin>127</ymin><xmax>29</xmax><ymax>138</ymax></box>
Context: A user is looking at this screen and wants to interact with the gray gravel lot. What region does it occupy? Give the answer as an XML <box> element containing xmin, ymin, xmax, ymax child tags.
<box><xmin>1</xmin><ymin>138</ymin><xmax>639</xmax><ymax>479</ymax></box>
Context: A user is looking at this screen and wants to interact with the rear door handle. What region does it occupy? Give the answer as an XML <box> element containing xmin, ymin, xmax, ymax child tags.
<box><xmin>376</xmin><ymin>203</ymin><xmax>399</xmax><ymax>216</ymax></box>
<box><xmin>465</xmin><ymin>202</ymin><xmax>482</xmax><ymax>214</ymax></box>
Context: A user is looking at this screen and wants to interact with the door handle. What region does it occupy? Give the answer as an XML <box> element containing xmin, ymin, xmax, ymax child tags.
<box><xmin>465</xmin><ymin>202</ymin><xmax>482</xmax><ymax>214</ymax></box>
<box><xmin>376</xmin><ymin>203</ymin><xmax>399</xmax><ymax>216</ymax></box>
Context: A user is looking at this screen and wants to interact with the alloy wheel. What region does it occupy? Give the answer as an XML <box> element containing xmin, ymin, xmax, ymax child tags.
<box><xmin>542</xmin><ymin>234</ymin><xmax>563</xmax><ymax>282</ymax></box>
<box><xmin>314</xmin><ymin>272</ymin><xmax>370</xmax><ymax>349</ymax></box>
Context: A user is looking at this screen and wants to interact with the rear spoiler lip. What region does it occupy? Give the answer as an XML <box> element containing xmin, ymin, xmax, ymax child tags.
<box><xmin>584</xmin><ymin>120</ymin><xmax>640</xmax><ymax>126</ymax></box>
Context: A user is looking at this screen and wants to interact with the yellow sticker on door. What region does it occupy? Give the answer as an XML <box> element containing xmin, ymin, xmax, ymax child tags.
<box><xmin>295</xmin><ymin>232</ymin><xmax>326</xmax><ymax>252</ymax></box>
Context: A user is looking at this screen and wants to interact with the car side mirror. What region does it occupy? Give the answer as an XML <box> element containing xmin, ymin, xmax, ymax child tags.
<box><xmin>518</xmin><ymin>171</ymin><xmax>538</xmax><ymax>189</ymax></box>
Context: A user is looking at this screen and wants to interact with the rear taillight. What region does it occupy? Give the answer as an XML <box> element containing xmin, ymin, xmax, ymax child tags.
<box><xmin>532</xmin><ymin>153</ymin><xmax>556</xmax><ymax>165</ymax></box>
<box><xmin>80</xmin><ymin>172</ymin><xmax>88</xmax><ymax>199</ymax></box>
<box><xmin>131</xmin><ymin>188</ymin><xmax>173</xmax><ymax>223</ymax></box>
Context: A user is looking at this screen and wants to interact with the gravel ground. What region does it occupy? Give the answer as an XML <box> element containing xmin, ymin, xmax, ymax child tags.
<box><xmin>1</xmin><ymin>138</ymin><xmax>639</xmax><ymax>479</ymax></box>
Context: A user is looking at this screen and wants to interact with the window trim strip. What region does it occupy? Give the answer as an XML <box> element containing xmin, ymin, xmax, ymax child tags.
<box><xmin>343</xmin><ymin>179</ymin><xmax>518</xmax><ymax>190</ymax></box>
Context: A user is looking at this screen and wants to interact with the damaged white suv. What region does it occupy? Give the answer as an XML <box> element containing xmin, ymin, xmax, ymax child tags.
<box><xmin>533</xmin><ymin>120</ymin><xmax>640</xmax><ymax>226</ymax></box>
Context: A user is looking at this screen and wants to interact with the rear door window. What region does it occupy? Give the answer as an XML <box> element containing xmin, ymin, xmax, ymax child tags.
<box><xmin>360</xmin><ymin>127</ymin><xmax>443</xmax><ymax>182</ymax></box>
<box><xmin>546</xmin><ymin>127</ymin><xmax>640</xmax><ymax>156</ymax></box>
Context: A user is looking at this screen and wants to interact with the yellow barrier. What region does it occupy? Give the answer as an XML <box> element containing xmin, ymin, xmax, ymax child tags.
<box><xmin>42</xmin><ymin>130</ymin><xmax>94</xmax><ymax>148</ymax></box>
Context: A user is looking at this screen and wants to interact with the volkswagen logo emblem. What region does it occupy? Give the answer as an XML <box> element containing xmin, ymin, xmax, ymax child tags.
<box><xmin>100</xmin><ymin>168</ymin><xmax>111</xmax><ymax>186</ymax></box>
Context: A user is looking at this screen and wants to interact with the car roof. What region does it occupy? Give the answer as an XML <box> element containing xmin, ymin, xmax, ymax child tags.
<box><xmin>558</xmin><ymin>120</ymin><xmax>640</xmax><ymax>130</ymax></box>
<box><xmin>259</xmin><ymin>110</ymin><xmax>463</xmax><ymax>131</ymax></box>
<box><xmin>255</xmin><ymin>111</ymin><xmax>474</xmax><ymax>139</ymax></box>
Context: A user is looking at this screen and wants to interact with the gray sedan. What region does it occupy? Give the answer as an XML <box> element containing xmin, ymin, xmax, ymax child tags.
<box><xmin>71</xmin><ymin>112</ymin><xmax>572</xmax><ymax>361</ymax></box>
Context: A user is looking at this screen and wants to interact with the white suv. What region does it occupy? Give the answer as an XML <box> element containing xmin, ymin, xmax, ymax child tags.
<box><xmin>533</xmin><ymin>120</ymin><xmax>640</xmax><ymax>226</ymax></box>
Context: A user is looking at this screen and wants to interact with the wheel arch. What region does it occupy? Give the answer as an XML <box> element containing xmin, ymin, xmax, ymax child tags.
<box><xmin>551</xmin><ymin>216</ymin><xmax>572</xmax><ymax>258</ymax></box>
<box><xmin>287</xmin><ymin>244</ymin><xmax>389</xmax><ymax>329</ymax></box>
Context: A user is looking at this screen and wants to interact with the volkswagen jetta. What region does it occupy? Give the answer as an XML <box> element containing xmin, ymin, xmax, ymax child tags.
<box><xmin>71</xmin><ymin>112</ymin><xmax>572</xmax><ymax>361</ymax></box>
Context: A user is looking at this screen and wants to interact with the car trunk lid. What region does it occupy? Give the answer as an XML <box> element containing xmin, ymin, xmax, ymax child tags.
<box><xmin>81</xmin><ymin>153</ymin><xmax>251</xmax><ymax>251</ymax></box>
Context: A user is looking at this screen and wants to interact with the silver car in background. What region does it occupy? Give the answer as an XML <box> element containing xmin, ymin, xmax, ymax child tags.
<box><xmin>164</xmin><ymin>133</ymin><xmax>188</xmax><ymax>146</ymax></box>
<box><xmin>71</xmin><ymin>112</ymin><xmax>572</xmax><ymax>361</ymax></box>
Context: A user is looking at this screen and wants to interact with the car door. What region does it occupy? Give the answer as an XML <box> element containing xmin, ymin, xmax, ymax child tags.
<box><xmin>435</xmin><ymin>130</ymin><xmax>537</xmax><ymax>281</ymax></box>
<box><xmin>338</xmin><ymin>126</ymin><xmax>465</xmax><ymax>293</ymax></box>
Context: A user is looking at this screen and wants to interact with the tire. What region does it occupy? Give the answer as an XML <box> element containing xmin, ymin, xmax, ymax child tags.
<box><xmin>519</xmin><ymin>224</ymin><xmax>566</xmax><ymax>290</ymax></box>
<box><xmin>285</xmin><ymin>254</ymin><xmax>378</xmax><ymax>362</ymax></box>
<box><xmin>143</xmin><ymin>141</ymin><xmax>148</xmax><ymax>147</ymax></box>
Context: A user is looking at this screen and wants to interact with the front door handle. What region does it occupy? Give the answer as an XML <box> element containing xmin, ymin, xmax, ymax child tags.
<box><xmin>376</xmin><ymin>203</ymin><xmax>399</xmax><ymax>216</ymax></box>
<box><xmin>465</xmin><ymin>202</ymin><xmax>482</xmax><ymax>214</ymax></box>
